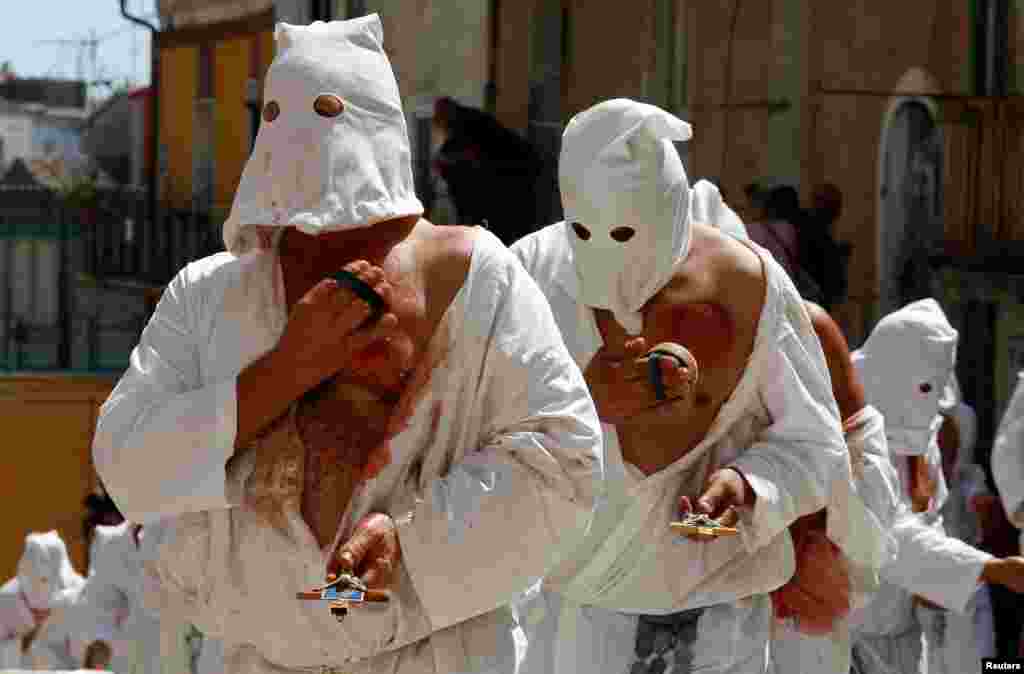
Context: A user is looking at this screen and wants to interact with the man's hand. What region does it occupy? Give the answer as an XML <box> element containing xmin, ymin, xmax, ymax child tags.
<box><xmin>276</xmin><ymin>261</ymin><xmax>408</xmax><ymax>390</ymax></box>
<box><xmin>982</xmin><ymin>557</ymin><xmax>1024</xmax><ymax>594</ymax></box>
<box><xmin>771</xmin><ymin>520</ymin><xmax>851</xmax><ymax>635</ymax></box>
<box><xmin>330</xmin><ymin>512</ymin><xmax>401</xmax><ymax>591</ymax></box>
<box><xmin>673</xmin><ymin>468</ymin><xmax>752</xmax><ymax>541</ymax></box>
<box><xmin>696</xmin><ymin>467</ymin><xmax>754</xmax><ymax>522</ymax></box>
<box><xmin>584</xmin><ymin>337</ymin><xmax>692</xmax><ymax>425</ymax></box>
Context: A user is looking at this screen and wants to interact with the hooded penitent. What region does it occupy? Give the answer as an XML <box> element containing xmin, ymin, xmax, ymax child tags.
<box><xmin>852</xmin><ymin>298</ymin><xmax>958</xmax><ymax>462</ymax></box>
<box><xmin>15</xmin><ymin>531</ymin><xmax>82</xmax><ymax>610</ymax></box>
<box><xmin>691</xmin><ymin>180</ymin><xmax>747</xmax><ymax>240</ymax></box>
<box><xmin>222</xmin><ymin>14</ymin><xmax>423</xmax><ymax>255</ymax></box>
<box><xmin>559</xmin><ymin>98</ymin><xmax>694</xmax><ymax>334</ymax></box>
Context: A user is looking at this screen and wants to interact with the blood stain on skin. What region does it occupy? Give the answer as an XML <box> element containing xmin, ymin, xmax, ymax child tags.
<box><xmin>657</xmin><ymin>303</ymin><xmax>735</xmax><ymax>368</ymax></box>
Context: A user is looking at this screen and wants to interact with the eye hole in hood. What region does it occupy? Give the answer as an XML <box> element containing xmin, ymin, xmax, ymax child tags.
<box><xmin>263</xmin><ymin>100</ymin><xmax>280</xmax><ymax>122</ymax></box>
<box><xmin>314</xmin><ymin>93</ymin><xmax>345</xmax><ymax>118</ymax></box>
<box><xmin>610</xmin><ymin>226</ymin><xmax>636</xmax><ymax>242</ymax></box>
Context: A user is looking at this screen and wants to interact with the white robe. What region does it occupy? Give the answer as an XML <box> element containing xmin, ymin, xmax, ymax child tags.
<box><xmin>768</xmin><ymin>405</ymin><xmax>902</xmax><ymax>674</ymax></box>
<box><xmin>73</xmin><ymin>522</ymin><xmax>194</xmax><ymax>674</ymax></box>
<box><xmin>849</xmin><ymin>431</ymin><xmax>992</xmax><ymax>674</ymax></box>
<box><xmin>922</xmin><ymin>402</ymin><xmax>996</xmax><ymax>674</ymax></box>
<box><xmin>92</xmin><ymin>227</ymin><xmax>603</xmax><ymax>674</ymax></box>
<box><xmin>993</xmin><ymin>370</ymin><xmax>1024</xmax><ymax>551</ymax></box>
<box><xmin>0</xmin><ymin>533</ymin><xmax>87</xmax><ymax>671</ymax></box>
<box><xmin>0</xmin><ymin>579</ymin><xmax>85</xmax><ymax>670</ymax></box>
<box><xmin>511</xmin><ymin>223</ymin><xmax>884</xmax><ymax>674</ymax></box>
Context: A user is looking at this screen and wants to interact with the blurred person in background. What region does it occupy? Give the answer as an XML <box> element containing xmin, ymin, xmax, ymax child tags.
<box><xmin>0</xmin><ymin>531</ymin><xmax>86</xmax><ymax>669</ymax></box>
<box><xmin>432</xmin><ymin>96</ymin><xmax>543</xmax><ymax>245</ymax></box>
<box><xmin>74</xmin><ymin>520</ymin><xmax>194</xmax><ymax>674</ymax></box>
<box><xmin>798</xmin><ymin>183</ymin><xmax>852</xmax><ymax>311</ymax></box>
<box><xmin>745</xmin><ymin>183</ymin><xmax>801</xmax><ymax>281</ymax></box>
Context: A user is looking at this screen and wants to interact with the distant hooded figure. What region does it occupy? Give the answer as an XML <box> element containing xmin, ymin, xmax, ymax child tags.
<box><xmin>432</xmin><ymin>96</ymin><xmax>543</xmax><ymax>245</ymax></box>
<box><xmin>73</xmin><ymin>521</ymin><xmax>193</xmax><ymax>674</ymax></box>
<box><xmin>0</xmin><ymin>531</ymin><xmax>86</xmax><ymax>669</ymax></box>
<box><xmin>848</xmin><ymin>299</ymin><xmax>1009</xmax><ymax>674</ymax></box>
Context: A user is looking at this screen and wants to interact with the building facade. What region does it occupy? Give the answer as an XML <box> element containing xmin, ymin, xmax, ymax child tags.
<box><xmin>155</xmin><ymin>0</ymin><xmax>276</xmax><ymax>217</ymax></box>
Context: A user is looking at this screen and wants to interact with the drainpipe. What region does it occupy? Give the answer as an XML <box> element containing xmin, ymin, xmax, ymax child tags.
<box><xmin>485</xmin><ymin>0</ymin><xmax>500</xmax><ymax>114</ymax></box>
<box><xmin>975</xmin><ymin>0</ymin><xmax>1009</xmax><ymax>96</ymax></box>
<box><xmin>119</xmin><ymin>1</ymin><xmax>160</xmax><ymax>257</ymax></box>
<box><xmin>989</xmin><ymin>0</ymin><xmax>1008</xmax><ymax>96</ymax></box>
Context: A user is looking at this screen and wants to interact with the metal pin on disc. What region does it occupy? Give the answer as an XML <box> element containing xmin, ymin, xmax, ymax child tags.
<box><xmin>648</xmin><ymin>354</ymin><xmax>667</xmax><ymax>401</ymax></box>
<box><xmin>330</xmin><ymin>269</ymin><xmax>386</xmax><ymax>326</ymax></box>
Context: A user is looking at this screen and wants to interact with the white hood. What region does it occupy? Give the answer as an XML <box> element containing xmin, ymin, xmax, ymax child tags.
<box><xmin>852</xmin><ymin>298</ymin><xmax>958</xmax><ymax>457</ymax></box>
<box><xmin>559</xmin><ymin>99</ymin><xmax>693</xmax><ymax>334</ymax></box>
<box><xmin>223</xmin><ymin>14</ymin><xmax>424</xmax><ymax>254</ymax></box>
<box><xmin>691</xmin><ymin>180</ymin><xmax>747</xmax><ymax>240</ymax></box>
<box><xmin>16</xmin><ymin>531</ymin><xmax>82</xmax><ymax>610</ymax></box>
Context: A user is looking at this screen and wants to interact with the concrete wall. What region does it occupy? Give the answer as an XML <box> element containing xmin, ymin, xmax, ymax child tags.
<box><xmin>360</xmin><ymin>0</ymin><xmax>490</xmax><ymax>110</ymax></box>
<box><xmin>0</xmin><ymin>107</ymin><xmax>33</xmax><ymax>169</ymax></box>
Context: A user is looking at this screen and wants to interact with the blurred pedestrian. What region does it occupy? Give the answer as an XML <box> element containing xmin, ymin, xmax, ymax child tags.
<box><xmin>432</xmin><ymin>96</ymin><xmax>543</xmax><ymax>245</ymax></box>
<box><xmin>746</xmin><ymin>184</ymin><xmax>802</xmax><ymax>280</ymax></box>
<box><xmin>799</xmin><ymin>183</ymin><xmax>852</xmax><ymax>310</ymax></box>
<box><xmin>73</xmin><ymin>521</ymin><xmax>194</xmax><ymax>674</ymax></box>
<box><xmin>0</xmin><ymin>531</ymin><xmax>86</xmax><ymax>669</ymax></box>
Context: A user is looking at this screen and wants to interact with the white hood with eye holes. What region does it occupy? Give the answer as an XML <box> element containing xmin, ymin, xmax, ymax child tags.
<box><xmin>14</xmin><ymin>531</ymin><xmax>83</xmax><ymax>610</ymax></box>
<box><xmin>222</xmin><ymin>14</ymin><xmax>423</xmax><ymax>255</ymax></box>
<box><xmin>852</xmin><ymin>298</ymin><xmax>959</xmax><ymax>458</ymax></box>
<box><xmin>559</xmin><ymin>99</ymin><xmax>694</xmax><ymax>335</ymax></box>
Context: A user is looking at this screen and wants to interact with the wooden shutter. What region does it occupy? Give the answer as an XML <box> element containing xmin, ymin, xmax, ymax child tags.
<box><xmin>998</xmin><ymin>98</ymin><xmax>1024</xmax><ymax>242</ymax></box>
<box><xmin>937</xmin><ymin>98</ymin><xmax>986</xmax><ymax>256</ymax></box>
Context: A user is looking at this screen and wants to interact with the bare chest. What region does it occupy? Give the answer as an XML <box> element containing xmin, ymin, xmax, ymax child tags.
<box><xmin>596</xmin><ymin>286</ymin><xmax>760</xmax><ymax>474</ymax></box>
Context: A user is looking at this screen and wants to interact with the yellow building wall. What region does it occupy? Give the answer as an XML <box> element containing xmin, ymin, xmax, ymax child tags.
<box><xmin>159</xmin><ymin>29</ymin><xmax>274</xmax><ymax>216</ymax></box>
<box><xmin>214</xmin><ymin>37</ymin><xmax>251</xmax><ymax>215</ymax></box>
<box><xmin>0</xmin><ymin>376</ymin><xmax>115</xmax><ymax>580</ymax></box>
<box><xmin>262</xmin><ymin>30</ymin><xmax>276</xmax><ymax>73</ymax></box>
<box><xmin>159</xmin><ymin>45</ymin><xmax>199</xmax><ymax>209</ymax></box>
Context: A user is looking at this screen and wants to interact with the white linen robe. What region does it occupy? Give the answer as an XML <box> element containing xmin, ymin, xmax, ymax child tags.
<box><xmin>511</xmin><ymin>223</ymin><xmax>885</xmax><ymax>674</ymax></box>
<box><xmin>0</xmin><ymin>578</ymin><xmax>85</xmax><ymax>670</ymax></box>
<box><xmin>73</xmin><ymin>522</ymin><xmax>194</xmax><ymax>674</ymax></box>
<box><xmin>993</xmin><ymin>370</ymin><xmax>1024</xmax><ymax>552</ymax></box>
<box><xmin>767</xmin><ymin>406</ymin><xmax>901</xmax><ymax>674</ymax></box>
<box><xmin>849</xmin><ymin>423</ymin><xmax>993</xmax><ymax>674</ymax></box>
<box><xmin>92</xmin><ymin>228</ymin><xmax>604</xmax><ymax>674</ymax></box>
<box><xmin>922</xmin><ymin>402</ymin><xmax>996</xmax><ymax>674</ymax></box>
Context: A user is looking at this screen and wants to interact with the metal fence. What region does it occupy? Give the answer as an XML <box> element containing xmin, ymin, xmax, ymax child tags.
<box><xmin>0</xmin><ymin>185</ymin><xmax>223</xmax><ymax>372</ymax></box>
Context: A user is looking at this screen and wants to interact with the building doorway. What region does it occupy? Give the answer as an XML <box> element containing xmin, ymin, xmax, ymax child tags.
<box><xmin>878</xmin><ymin>99</ymin><xmax>944</xmax><ymax>317</ymax></box>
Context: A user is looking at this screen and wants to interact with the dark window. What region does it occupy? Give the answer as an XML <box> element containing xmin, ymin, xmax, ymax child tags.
<box><xmin>311</xmin><ymin>0</ymin><xmax>334</xmax><ymax>21</ymax></box>
<box><xmin>197</xmin><ymin>43</ymin><xmax>214</xmax><ymax>100</ymax></box>
<box><xmin>346</xmin><ymin>0</ymin><xmax>367</xmax><ymax>18</ymax></box>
